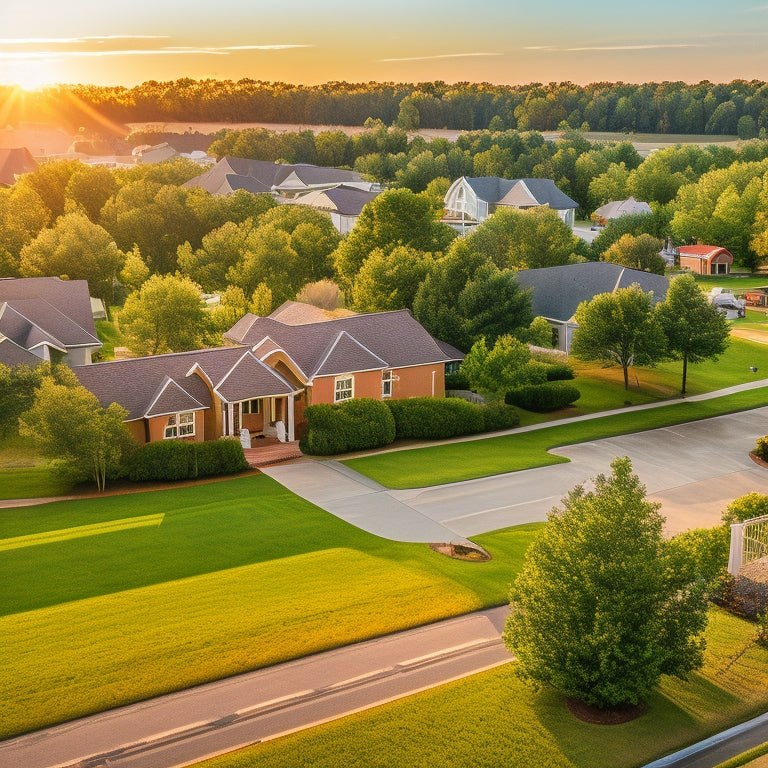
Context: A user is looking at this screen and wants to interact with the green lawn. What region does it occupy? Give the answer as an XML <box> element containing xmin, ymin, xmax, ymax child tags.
<box><xmin>344</xmin><ymin>386</ymin><xmax>768</xmax><ymax>489</ymax></box>
<box><xmin>0</xmin><ymin>474</ymin><xmax>540</xmax><ymax>739</ymax></box>
<box><xmin>94</xmin><ymin>317</ymin><xmax>125</xmax><ymax>360</ymax></box>
<box><xmin>196</xmin><ymin>608</ymin><xmax>768</xmax><ymax>768</ymax></box>
<box><xmin>0</xmin><ymin>434</ymin><xmax>74</xmax><ymax>499</ymax></box>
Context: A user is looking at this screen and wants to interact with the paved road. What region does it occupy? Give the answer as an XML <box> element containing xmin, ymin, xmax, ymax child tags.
<box><xmin>0</xmin><ymin>608</ymin><xmax>511</xmax><ymax>768</ymax></box>
<box><xmin>264</xmin><ymin>404</ymin><xmax>768</xmax><ymax>542</ymax></box>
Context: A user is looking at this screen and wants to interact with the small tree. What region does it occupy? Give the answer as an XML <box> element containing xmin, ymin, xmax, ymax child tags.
<box><xmin>20</xmin><ymin>378</ymin><xmax>135</xmax><ymax>491</ymax></box>
<box><xmin>655</xmin><ymin>274</ymin><xmax>730</xmax><ymax>395</ymax></box>
<box><xmin>570</xmin><ymin>285</ymin><xmax>667</xmax><ymax>389</ymax></box>
<box><xmin>461</xmin><ymin>335</ymin><xmax>547</xmax><ymax>398</ymax></box>
<box><xmin>504</xmin><ymin>457</ymin><xmax>708</xmax><ymax>711</ymax></box>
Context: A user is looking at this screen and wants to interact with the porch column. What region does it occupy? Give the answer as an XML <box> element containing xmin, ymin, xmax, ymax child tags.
<box><xmin>287</xmin><ymin>393</ymin><xmax>295</xmax><ymax>442</ymax></box>
<box><xmin>227</xmin><ymin>403</ymin><xmax>234</xmax><ymax>437</ymax></box>
<box><xmin>728</xmin><ymin>523</ymin><xmax>745</xmax><ymax>576</ymax></box>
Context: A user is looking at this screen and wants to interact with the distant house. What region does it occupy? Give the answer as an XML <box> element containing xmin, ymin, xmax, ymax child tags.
<box><xmin>133</xmin><ymin>142</ymin><xmax>179</xmax><ymax>164</ymax></box>
<box><xmin>184</xmin><ymin>157</ymin><xmax>381</xmax><ymax>232</ymax></box>
<box><xmin>515</xmin><ymin>262</ymin><xmax>669</xmax><ymax>353</ymax></box>
<box><xmin>443</xmin><ymin>176</ymin><xmax>578</xmax><ymax>233</ymax></box>
<box><xmin>0</xmin><ymin>277</ymin><xmax>102</xmax><ymax>367</ymax></box>
<box><xmin>284</xmin><ymin>184</ymin><xmax>380</xmax><ymax>234</ymax></box>
<box><xmin>678</xmin><ymin>245</ymin><xmax>734</xmax><ymax>275</ymax></box>
<box><xmin>0</xmin><ymin>147</ymin><xmax>37</xmax><ymax>186</ymax></box>
<box><xmin>73</xmin><ymin>303</ymin><xmax>463</xmax><ymax>449</ymax></box>
<box><xmin>592</xmin><ymin>197</ymin><xmax>652</xmax><ymax>225</ymax></box>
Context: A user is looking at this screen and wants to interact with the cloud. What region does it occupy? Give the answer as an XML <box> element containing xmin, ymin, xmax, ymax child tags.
<box><xmin>0</xmin><ymin>40</ymin><xmax>314</xmax><ymax>62</ymax></box>
<box><xmin>524</xmin><ymin>43</ymin><xmax>702</xmax><ymax>53</ymax></box>
<box><xmin>379</xmin><ymin>52</ymin><xmax>501</xmax><ymax>63</ymax></box>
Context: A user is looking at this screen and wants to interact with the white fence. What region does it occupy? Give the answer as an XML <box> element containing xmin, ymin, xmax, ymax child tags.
<box><xmin>728</xmin><ymin>514</ymin><xmax>768</xmax><ymax>575</ymax></box>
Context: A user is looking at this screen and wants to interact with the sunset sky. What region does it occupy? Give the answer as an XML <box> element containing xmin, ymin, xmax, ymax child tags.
<box><xmin>2</xmin><ymin>0</ymin><xmax>768</xmax><ymax>90</ymax></box>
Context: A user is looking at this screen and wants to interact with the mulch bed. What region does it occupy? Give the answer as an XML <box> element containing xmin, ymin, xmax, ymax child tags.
<box><xmin>566</xmin><ymin>697</ymin><xmax>646</xmax><ymax>724</ymax></box>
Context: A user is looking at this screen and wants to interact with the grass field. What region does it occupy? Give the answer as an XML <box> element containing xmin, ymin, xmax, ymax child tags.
<box><xmin>0</xmin><ymin>474</ymin><xmax>541</xmax><ymax>739</ymax></box>
<box><xmin>196</xmin><ymin>608</ymin><xmax>768</xmax><ymax>768</ymax></box>
<box><xmin>343</xmin><ymin>386</ymin><xmax>768</xmax><ymax>489</ymax></box>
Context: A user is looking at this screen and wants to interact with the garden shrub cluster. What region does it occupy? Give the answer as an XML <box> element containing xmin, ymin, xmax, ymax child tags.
<box><xmin>387</xmin><ymin>397</ymin><xmax>484</xmax><ymax>440</ymax></box>
<box><xmin>754</xmin><ymin>436</ymin><xmax>768</xmax><ymax>462</ymax></box>
<box><xmin>505</xmin><ymin>382</ymin><xmax>581</xmax><ymax>412</ymax></box>
<box><xmin>300</xmin><ymin>399</ymin><xmax>396</xmax><ymax>456</ymax></box>
<box><xmin>480</xmin><ymin>402</ymin><xmax>521</xmax><ymax>432</ymax></box>
<box><xmin>445</xmin><ymin>371</ymin><xmax>471</xmax><ymax>390</ymax></box>
<box><xmin>127</xmin><ymin>437</ymin><xmax>248</xmax><ymax>481</ymax></box>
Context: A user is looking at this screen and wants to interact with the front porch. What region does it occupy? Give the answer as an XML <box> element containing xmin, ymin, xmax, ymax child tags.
<box><xmin>242</xmin><ymin>436</ymin><xmax>303</xmax><ymax>468</ymax></box>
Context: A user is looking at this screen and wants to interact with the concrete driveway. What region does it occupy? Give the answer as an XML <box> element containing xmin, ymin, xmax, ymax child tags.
<box><xmin>263</xmin><ymin>405</ymin><xmax>768</xmax><ymax>542</ymax></box>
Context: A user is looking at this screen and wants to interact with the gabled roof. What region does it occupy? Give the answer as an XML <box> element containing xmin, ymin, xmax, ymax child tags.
<box><xmin>0</xmin><ymin>335</ymin><xmax>43</xmax><ymax>367</ymax></box>
<box><xmin>224</xmin><ymin>305</ymin><xmax>463</xmax><ymax>378</ymax></box>
<box><xmin>0</xmin><ymin>277</ymin><xmax>99</xmax><ymax>337</ymax></box>
<box><xmin>0</xmin><ymin>147</ymin><xmax>37</xmax><ymax>186</ymax></box>
<box><xmin>289</xmin><ymin>184</ymin><xmax>379</xmax><ymax>216</ymax></box>
<box><xmin>462</xmin><ymin>177</ymin><xmax>577</xmax><ymax>210</ymax></box>
<box><xmin>0</xmin><ymin>298</ymin><xmax>99</xmax><ymax>348</ymax></box>
<box><xmin>594</xmin><ymin>197</ymin><xmax>652</xmax><ymax>220</ymax></box>
<box><xmin>74</xmin><ymin>346</ymin><xmax>298</xmax><ymax>422</ymax></box>
<box><xmin>516</xmin><ymin>262</ymin><xmax>669</xmax><ymax>323</ymax></box>
<box><xmin>0</xmin><ymin>303</ymin><xmax>67</xmax><ymax>353</ymax></box>
<box><xmin>184</xmin><ymin>157</ymin><xmax>365</xmax><ymax>196</ymax></box>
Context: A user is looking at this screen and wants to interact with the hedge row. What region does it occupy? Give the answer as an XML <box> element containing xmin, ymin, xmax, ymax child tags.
<box><xmin>300</xmin><ymin>397</ymin><xmax>520</xmax><ymax>455</ymax></box>
<box><xmin>127</xmin><ymin>437</ymin><xmax>249</xmax><ymax>481</ymax></box>
<box><xmin>505</xmin><ymin>382</ymin><xmax>581</xmax><ymax>413</ymax></box>
<box><xmin>299</xmin><ymin>398</ymin><xmax>396</xmax><ymax>456</ymax></box>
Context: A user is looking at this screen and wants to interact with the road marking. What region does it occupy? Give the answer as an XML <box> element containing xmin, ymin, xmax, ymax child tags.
<box><xmin>442</xmin><ymin>496</ymin><xmax>560</xmax><ymax>523</ymax></box>
<box><xmin>399</xmin><ymin>639</ymin><xmax>495</xmax><ymax>667</ymax></box>
<box><xmin>327</xmin><ymin>668</ymin><xmax>392</xmax><ymax>689</ymax></box>
<box><xmin>236</xmin><ymin>690</ymin><xmax>314</xmax><ymax>715</ymax></box>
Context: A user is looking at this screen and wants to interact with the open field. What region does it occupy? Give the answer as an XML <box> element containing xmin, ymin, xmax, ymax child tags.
<box><xmin>197</xmin><ymin>608</ymin><xmax>768</xmax><ymax>768</ymax></box>
<box><xmin>0</xmin><ymin>474</ymin><xmax>540</xmax><ymax>738</ymax></box>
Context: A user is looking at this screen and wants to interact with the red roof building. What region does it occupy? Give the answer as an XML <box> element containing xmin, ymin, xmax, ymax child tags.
<box><xmin>678</xmin><ymin>245</ymin><xmax>734</xmax><ymax>275</ymax></box>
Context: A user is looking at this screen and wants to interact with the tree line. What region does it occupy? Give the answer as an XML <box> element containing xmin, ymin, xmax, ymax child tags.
<box><xmin>5</xmin><ymin>78</ymin><xmax>768</xmax><ymax>136</ymax></box>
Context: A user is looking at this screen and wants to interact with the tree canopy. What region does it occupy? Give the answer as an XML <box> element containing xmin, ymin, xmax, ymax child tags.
<box><xmin>503</xmin><ymin>457</ymin><xmax>708</xmax><ymax>710</ymax></box>
<box><xmin>570</xmin><ymin>285</ymin><xmax>667</xmax><ymax>389</ymax></box>
<box><xmin>655</xmin><ymin>274</ymin><xmax>731</xmax><ymax>394</ymax></box>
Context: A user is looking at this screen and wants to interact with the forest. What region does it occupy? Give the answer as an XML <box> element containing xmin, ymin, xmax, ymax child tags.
<box><xmin>4</xmin><ymin>78</ymin><xmax>768</xmax><ymax>137</ymax></box>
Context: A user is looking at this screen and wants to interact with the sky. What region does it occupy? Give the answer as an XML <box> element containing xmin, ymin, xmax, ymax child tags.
<box><xmin>1</xmin><ymin>0</ymin><xmax>768</xmax><ymax>90</ymax></box>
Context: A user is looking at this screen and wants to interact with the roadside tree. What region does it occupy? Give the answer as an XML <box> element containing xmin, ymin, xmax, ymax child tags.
<box><xmin>600</xmin><ymin>233</ymin><xmax>666</xmax><ymax>275</ymax></box>
<box><xmin>504</xmin><ymin>457</ymin><xmax>708</xmax><ymax>711</ymax></box>
<box><xmin>570</xmin><ymin>285</ymin><xmax>667</xmax><ymax>390</ymax></box>
<box><xmin>655</xmin><ymin>274</ymin><xmax>730</xmax><ymax>395</ymax></box>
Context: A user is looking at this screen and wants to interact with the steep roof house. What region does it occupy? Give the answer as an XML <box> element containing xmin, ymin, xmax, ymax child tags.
<box><xmin>678</xmin><ymin>245</ymin><xmax>734</xmax><ymax>275</ymax></box>
<box><xmin>0</xmin><ymin>147</ymin><xmax>37</xmax><ymax>186</ymax></box>
<box><xmin>74</xmin><ymin>346</ymin><xmax>299</xmax><ymax>446</ymax></box>
<box><xmin>0</xmin><ymin>277</ymin><xmax>102</xmax><ymax>367</ymax></box>
<box><xmin>592</xmin><ymin>197</ymin><xmax>652</xmax><ymax>225</ymax></box>
<box><xmin>515</xmin><ymin>262</ymin><xmax>669</xmax><ymax>353</ymax></box>
<box><xmin>225</xmin><ymin>305</ymin><xmax>464</xmax><ymax>411</ymax></box>
<box><xmin>284</xmin><ymin>184</ymin><xmax>380</xmax><ymax>234</ymax></box>
<box><xmin>443</xmin><ymin>176</ymin><xmax>578</xmax><ymax>233</ymax></box>
<box><xmin>72</xmin><ymin>303</ymin><xmax>463</xmax><ymax>452</ymax></box>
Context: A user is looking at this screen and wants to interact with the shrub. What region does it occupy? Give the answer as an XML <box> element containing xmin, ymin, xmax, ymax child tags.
<box><xmin>387</xmin><ymin>397</ymin><xmax>484</xmax><ymax>440</ymax></box>
<box><xmin>544</xmin><ymin>362</ymin><xmax>575</xmax><ymax>381</ymax></box>
<box><xmin>445</xmin><ymin>371</ymin><xmax>470</xmax><ymax>390</ymax></box>
<box><xmin>127</xmin><ymin>437</ymin><xmax>248</xmax><ymax>482</ymax></box>
<box><xmin>300</xmin><ymin>398</ymin><xmax>395</xmax><ymax>456</ymax></box>
<box><xmin>505</xmin><ymin>382</ymin><xmax>581</xmax><ymax>412</ymax></box>
<box><xmin>754</xmin><ymin>436</ymin><xmax>768</xmax><ymax>462</ymax></box>
<box><xmin>480</xmin><ymin>402</ymin><xmax>520</xmax><ymax>432</ymax></box>
<box><xmin>722</xmin><ymin>492</ymin><xmax>768</xmax><ymax>525</ymax></box>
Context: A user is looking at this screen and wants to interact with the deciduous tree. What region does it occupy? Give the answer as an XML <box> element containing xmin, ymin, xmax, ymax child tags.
<box><xmin>503</xmin><ymin>457</ymin><xmax>708</xmax><ymax>710</ymax></box>
<box><xmin>119</xmin><ymin>274</ymin><xmax>209</xmax><ymax>355</ymax></box>
<box><xmin>655</xmin><ymin>274</ymin><xmax>730</xmax><ymax>395</ymax></box>
<box><xmin>570</xmin><ymin>285</ymin><xmax>667</xmax><ymax>389</ymax></box>
<box><xmin>600</xmin><ymin>233</ymin><xmax>666</xmax><ymax>275</ymax></box>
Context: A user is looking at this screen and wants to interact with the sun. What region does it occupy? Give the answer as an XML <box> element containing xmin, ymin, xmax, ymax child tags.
<box><xmin>3</xmin><ymin>59</ymin><xmax>58</xmax><ymax>91</ymax></box>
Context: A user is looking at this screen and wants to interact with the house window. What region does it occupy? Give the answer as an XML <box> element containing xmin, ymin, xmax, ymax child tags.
<box><xmin>242</xmin><ymin>399</ymin><xmax>261</xmax><ymax>415</ymax></box>
<box><xmin>334</xmin><ymin>376</ymin><xmax>353</xmax><ymax>403</ymax></box>
<box><xmin>164</xmin><ymin>411</ymin><xmax>195</xmax><ymax>439</ymax></box>
<box><xmin>382</xmin><ymin>370</ymin><xmax>393</xmax><ymax>398</ymax></box>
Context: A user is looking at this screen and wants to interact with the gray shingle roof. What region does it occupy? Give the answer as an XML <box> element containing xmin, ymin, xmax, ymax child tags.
<box><xmin>74</xmin><ymin>347</ymin><xmax>296</xmax><ymax>421</ymax></box>
<box><xmin>464</xmin><ymin>177</ymin><xmax>577</xmax><ymax>210</ymax></box>
<box><xmin>516</xmin><ymin>262</ymin><xmax>669</xmax><ymax>322</ymax></box>
<box><xmin>225</xmin><ymin>308</ymin><xmax>459</xmax><ymax>379</ymax></box>
<box><xmin>0</xmin><ymin>277</ymin><xmax>100</xmax><ymax>342</ymax></box>
<box><xmin>0</xmin><ymin>337</ymin><xmax>42</xmax><ymax>367</ymax></box>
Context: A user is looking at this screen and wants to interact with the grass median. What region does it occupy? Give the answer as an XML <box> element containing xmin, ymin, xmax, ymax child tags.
<box><xmin>0</xmin><ymin>474</ymin><xmax>540</xmax><ymax>739</ymax></box>
<box><xmin>343</xmin><ymin>387</ymin><xmax>768</xmax><ymax>489</ymax></box>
